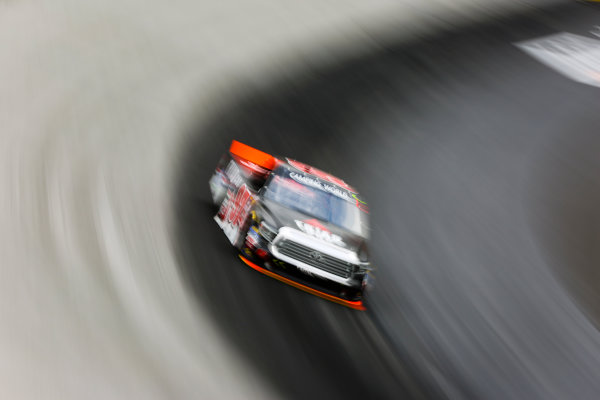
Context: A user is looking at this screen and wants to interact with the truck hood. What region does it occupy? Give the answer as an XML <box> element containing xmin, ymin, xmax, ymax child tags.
<box><xmin>259</xmin><ymin>198</ymin><xmax>367</xmax><ymax>253</ymax></box>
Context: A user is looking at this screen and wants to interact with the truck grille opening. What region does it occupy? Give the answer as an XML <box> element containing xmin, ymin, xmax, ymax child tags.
<box><xmin>276</xmin><ymin>239</ymin><xmax>354</xmax><ymax>278</ymax></box>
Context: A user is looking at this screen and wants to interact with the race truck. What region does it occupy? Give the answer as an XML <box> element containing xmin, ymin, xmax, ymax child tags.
<box><xmin>209</xmin><ymin>140</ymin><xmax>372</xmax><ymax>310</ymax></box>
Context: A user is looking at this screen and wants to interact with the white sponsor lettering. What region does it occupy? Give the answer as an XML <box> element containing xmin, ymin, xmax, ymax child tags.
<box><xmin>289</xmin><ymin>172</ymin><xmax>350</xmax><ymax>201</ymax></box>
<box><xmin>295</xmin><ymin>220</ymin><xmax>345</xmax><ymax>247</ymax></box>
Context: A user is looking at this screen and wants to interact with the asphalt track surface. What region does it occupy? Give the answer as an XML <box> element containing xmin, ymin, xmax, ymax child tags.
<box><xmin>175</xmin><ymin>3</ymin><xmax>600</xmax><ymax>399</ymax></box>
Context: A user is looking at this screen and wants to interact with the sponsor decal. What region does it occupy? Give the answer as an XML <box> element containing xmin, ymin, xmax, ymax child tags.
<box><xmin>352</xmin><ymin>193</ymin><xmax>369</xmax><ymax>213</ymax></box>
<box><xmin>289</xmin><ymin>172</ymin><xmax>351</xmax><ymax>201</ymax></box>
<box><xmin>217</xmin><ymin>184</ymin><xmax>253</xmax><ymax>245</ymax></box>
<box><xmin>225</xmin><ymin>160</ymin><xmax>244</xmax><ymax>187</ymax></box>
<box><xmin>287</xmin><ymin>159</ymin><xmax>353</xmax><ymax>191</ymax></box>
<box><xmin>226</xmin><ymin>184</ymin><xmax>253</xmax><ymax>227</ymax></box>
<box><xmin>296</xmin><ymin>265</ymin><xmax>315</xmax><ymax>277</ymax></box>
<box><xmin>237</xmin><ymin>158</ymin><xmax>270</xmax><ymax>176</ymax></box>
<box><xmin>295</xmin><ymin>219</ymin><xmax>345</xmax><ymax>247</ymax></box>
<box><xmin>245</xmin><ymin>226</ymin><xmax>261</xmax><ymax>248</ymax></box>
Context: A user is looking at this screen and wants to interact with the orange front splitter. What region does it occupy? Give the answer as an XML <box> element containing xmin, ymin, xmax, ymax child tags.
<box><xmin>238</xmin><ymin>255</ymin><xmax>366</xmax><ymax>310</ymax></box>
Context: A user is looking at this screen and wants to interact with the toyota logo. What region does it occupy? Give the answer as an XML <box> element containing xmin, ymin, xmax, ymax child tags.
<box><xmin>309</xmin><ymin>251</ymin><xmax>323</xmax><ymax>261</ymax></box>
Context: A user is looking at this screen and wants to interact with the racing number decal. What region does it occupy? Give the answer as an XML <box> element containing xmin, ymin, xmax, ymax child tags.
<box><xmin>226</xmin><ymin>184</ymin><xmax>253</xmax><ymax>228</ymax></box>
<box><xmin>217</xmin><ymin>184</ymin><xmax>254</xmax><ymax>245</ymax></box>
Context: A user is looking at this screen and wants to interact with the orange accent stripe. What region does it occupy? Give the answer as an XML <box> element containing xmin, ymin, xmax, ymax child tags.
<box><xmin>238</xmin><ymin>255</ymin><xmax>366</xmax><ymax>310</ymax></box>
<box><xmin>229</xmin><ymin>140</ymin><xmax>276</xmax><ymax>170</ymax></box>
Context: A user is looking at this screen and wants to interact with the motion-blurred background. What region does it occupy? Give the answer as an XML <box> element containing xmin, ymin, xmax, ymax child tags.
<box><xmin>3</xmin><ymin>0</ymin><xmax>600</xmax><ymax>399</ymax></box>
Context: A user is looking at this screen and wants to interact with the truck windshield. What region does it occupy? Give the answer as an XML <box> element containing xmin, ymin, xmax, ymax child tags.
<box><xmin>263</xmin><ymin>173</ymin><xmax>364</xmax><ymax>235</ymax></box>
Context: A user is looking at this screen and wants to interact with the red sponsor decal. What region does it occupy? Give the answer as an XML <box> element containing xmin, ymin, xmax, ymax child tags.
<box><xmin>302</xmin><ymin>219</ymin><xmax>331</xmax><ymax>233</ymax></box>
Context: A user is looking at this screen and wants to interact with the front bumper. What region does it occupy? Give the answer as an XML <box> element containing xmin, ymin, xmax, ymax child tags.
<box><xmin>270</xmin><ymin>227</ymin><xmax>362</xmax><ymax>287</ymax></box>
<box><xmin>238</xmin><ymin>254</ymin><xmax>365</xmax><ymax>310</ymax></box>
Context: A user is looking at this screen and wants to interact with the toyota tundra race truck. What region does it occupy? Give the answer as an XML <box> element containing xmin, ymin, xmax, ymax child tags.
<box><xmin>209</xmin><ymin>140</ymin><xmax>372</xmax><ymax>310</ymax></box>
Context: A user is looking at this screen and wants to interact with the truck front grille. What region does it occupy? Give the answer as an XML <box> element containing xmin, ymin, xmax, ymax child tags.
<box><xmin>276</xmin><ymin>239</ymin><xmax>354</xmax><ymax>278</ymax></box>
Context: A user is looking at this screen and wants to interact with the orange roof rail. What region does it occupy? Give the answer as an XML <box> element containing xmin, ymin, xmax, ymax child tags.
<box><xmin>229</xmin><ymin>140</ymin><xmax>276</xmax><ymax>170</ymax></box>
